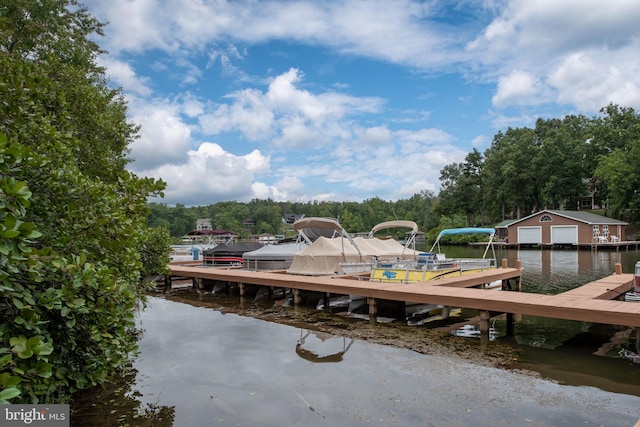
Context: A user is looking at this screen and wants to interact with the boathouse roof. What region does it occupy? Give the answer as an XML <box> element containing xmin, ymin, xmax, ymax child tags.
<box><xmin>506</xmin><ymin>209</ymin><xmax>628</xmax><ymax>227</ymax></box>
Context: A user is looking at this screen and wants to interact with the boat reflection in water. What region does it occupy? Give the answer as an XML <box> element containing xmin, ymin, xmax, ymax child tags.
<box><xmin>295</xmin><ymin>330</ymin><xmax>354</xmax><ymax>363</ymax></box>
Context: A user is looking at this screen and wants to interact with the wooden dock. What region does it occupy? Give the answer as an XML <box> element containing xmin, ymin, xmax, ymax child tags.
<box><xmin>167</xmin><ymin>262</ymin><xmax>640</xmax><ymax>329</ymax></box>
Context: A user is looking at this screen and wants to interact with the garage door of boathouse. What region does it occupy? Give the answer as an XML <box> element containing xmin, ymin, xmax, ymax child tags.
<box><xmin>551</xmin><ymin>225</ymin><xmax>578</xmax><ymax>245</ymax></box>
<box><xmin>518</xmin><ymin>226</ymin><xmax>541</xmax><ymax>245</ymax></box>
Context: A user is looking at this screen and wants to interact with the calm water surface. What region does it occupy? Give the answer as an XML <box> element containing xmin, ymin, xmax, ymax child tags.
<box><xmin>71</xmin><ymin>248</ymin><xmax>640</xmax><ymax>426</ymax></box>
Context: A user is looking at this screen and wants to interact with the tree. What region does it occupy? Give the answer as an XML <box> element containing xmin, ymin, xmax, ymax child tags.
<box><xmin>482</xmin><ymin>127</ymin><xmax>540</xmax><ymax>219</ymax></box>
<box><xmin>593</xmin><ymin>106</ymin><xmax>640</xmax><ymax>221</ymax></box>
<box><xmin>533</xmin><ymin>116</ymin><xmax>589</xmax><ymax>209</ymax></box>
<box><xmin>0</xmin><ymin>0</ymin><xmax>165</xmax><ymax>403</ymax></box>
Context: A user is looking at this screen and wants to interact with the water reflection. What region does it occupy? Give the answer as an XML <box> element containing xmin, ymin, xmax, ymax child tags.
<box><xmin>70</xmin><ymin>248</ymin><xmax>640</xmax><ymax>426</ymax></box>
<box><xmin>72</xmin><ymin>296</ymin><xmax>640</xmax><ymax>426</ymax></box>
<box><xmin>514</xmin><ymin>249</ymin><xmax>627</xmax><ymax>293</ymax></box>
<box><xmin>295</xmin><ymin>330</ymin><xmax>354</xmax><ymax>363</ymax></box>
<box><xmin>70</xmin><ymin>367</ymin><xmax>175</xmax><ymax>427</ymax></box>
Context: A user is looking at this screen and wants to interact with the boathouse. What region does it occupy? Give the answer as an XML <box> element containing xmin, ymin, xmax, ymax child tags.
<box><xmin>500</xmin><ymin>210</ymin><xmax>628</xmax><ymax>246</ymax></box>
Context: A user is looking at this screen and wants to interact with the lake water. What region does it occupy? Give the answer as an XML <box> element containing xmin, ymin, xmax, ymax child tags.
<box><xmin>71</xmin><ymin>248</ymin><xmax>640</xmax><ymax>426</ymax></box>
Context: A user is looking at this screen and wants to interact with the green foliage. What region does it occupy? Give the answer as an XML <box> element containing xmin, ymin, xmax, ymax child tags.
<box><xmin>0</xmin><ymin>0</ymin><xmax>165</xmax><ymax>404</ymax></box>
<box><xmin>148</xmin><ymin>191</ymin><xmax>439</xmax><ymax>239</ymax></box>
<box><xmin>138</xmin><ymin>226</ymin><xmax>172</xmax><ymax>279</ymax></box>
<box><xmin>445</xmin><ymin>106</ymin><xmax>639</xmax><ymax>224</ymax></box>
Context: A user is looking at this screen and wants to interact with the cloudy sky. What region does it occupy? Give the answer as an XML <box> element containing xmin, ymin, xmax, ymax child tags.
<box><xmin>82</xmin><ymin>0</ymin><xmax>640</xmax><ymax>206</ymax></box>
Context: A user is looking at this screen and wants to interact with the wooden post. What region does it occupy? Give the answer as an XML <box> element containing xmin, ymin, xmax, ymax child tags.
<box><xmin>615</xmin><ymin>263</ymin><xmax>622</xmax><ymax>275</ymax></box>
<box><xmin>442</xmin><ymin>306</ymin><xmax>451</xmax><ymax>319</ymax></box>
<box><xmin>397</xmin><ymin>301</ymin><xmax>406</xmax><ymax>319</ymax></box>
<box><xmin>324</xmin><ymin>292</ymin><xmax>331</xmax><ymax>311</ymax></box>
<box><xmin>506</xmin><ymin>312</ymin><xmax>515</xmax><ymax>336</ymax></box>
<box><xmin>501</xmin><ymin>258</ymin><xmax>508</xmax><ymax>268</ymax></box>
<box><xmin>163</xmin><ymin>275</ymin><xmax>172</xmax><ymax>293</ymax></box>
<box><xmin>293</xmin><ymin>289</ymin><xmax>301</xmax><ymax>306</ymax></box>
<box><xmin>479</xmin><ymin>310</ymin><xmax>490</xmax><ymax>336</ymax></box>
<box><xmin>367</xmin><ymin>297</ymin><xmax>377</xmax><ymax>324</ymax></box>
<box><xmin>239</xmin><ymin>283</ymin><xmax>245</xmax><ymax>297</ymax></box>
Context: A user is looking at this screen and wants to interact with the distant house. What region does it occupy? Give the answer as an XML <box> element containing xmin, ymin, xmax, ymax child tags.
<box><xmin>500</xmin><ymin>210</ymin><xmax>628</xmax><ymax>246</ymax></box>
<box><xmin>248</xmin><ymin>233</ymin><xmax>278</xmax><ymax>244</ymax></box>
<box><xmin>577</xmin><ymin>178</ymin><xmax>605</xmax><ymax>211</ymax></box>
<box><xmin>283</xmin><ymin>213</ymin><xmax>304</xmax><ymax>224</ymax></box>
<box><xmin>183</xmin><ymin>228</ymin><xmax>236</xmax><ymax>244</ymax></box>
<box><xmin>196</xmin><ymin>218</ymin><xmax>212</xmax><ymax>231</ymax></box>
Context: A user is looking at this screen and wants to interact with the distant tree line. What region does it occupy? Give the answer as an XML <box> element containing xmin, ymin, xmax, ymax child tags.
<box><xmin>150</xmin><ymin>104</ymin><xmax>640</xmax><ymax>239</ymax></box>
<box><xmin>148</xmin><ymin>192</ymin><xmax>441</xmax><ymax>240</ymax></box>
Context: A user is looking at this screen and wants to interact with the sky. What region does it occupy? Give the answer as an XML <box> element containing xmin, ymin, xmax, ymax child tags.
<box><xmin>81</xmin><ymin>0</ymin><xmax>640</xmax><ymax>206</ymax></box>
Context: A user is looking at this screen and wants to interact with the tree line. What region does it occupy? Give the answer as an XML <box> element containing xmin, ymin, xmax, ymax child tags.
<box><xmin>148</xmin><ymin>192</ymin><xmax>442</xmax><ymax>240</ymax></box>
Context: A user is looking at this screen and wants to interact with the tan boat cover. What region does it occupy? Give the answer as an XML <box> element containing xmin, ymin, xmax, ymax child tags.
<box><xmin>369</xmin><ymin>220</ymin><xmax>418</xmax><ymax>236</ymax></box>
<box><xmin>287</xmin><ymin>236</ymin><xmax>420</xmax><ymax>276</ymax></box>
<box><xmin>293</xmin><ymin>217</ymin><xmax>343</xmax><ymax>232</ymax></box>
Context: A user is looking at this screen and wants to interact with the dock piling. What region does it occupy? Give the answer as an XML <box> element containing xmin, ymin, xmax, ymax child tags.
<box><xmin>323</xmin><ymin>292</ymin><xmax>331</xmax><ymax>311</ymax></box>
<box><xmin>479</xmin><ymin>310</ymin><xmax>490</xmax><ymax>336</ymax></box>
<box><xmin>367</xmin><ymin>297</ymin><xmax>377</xmax><ymax>324</ymax></box>
<box><xmin>615</xmin><ymin>263</ymin><xmax>622</xmax><ymax>275</ymax></box>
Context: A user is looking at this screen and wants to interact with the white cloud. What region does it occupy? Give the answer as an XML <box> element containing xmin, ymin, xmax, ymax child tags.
<box><xmin>199</xmin><ymin>68</ymin><xmax>383</xmax><ymax>148</ymax></box>
<box><xmin>469</xmin><ymin>0</ymin><xmax>640</xmax><ymax>111</ymax></box>
<box><xmin>127</xmin><ymin>98</ymin><xmax>192</xmax><ymax>170</ymax></box>
<box><xmin>200</xmin><ymin>89</ymin><xmax>275</xmax><ymax>141</ymax></box>
<box><xmin>251</xmin><ymin>176</ymin><xmax>306</xmax><ymax>201</ymax></box>
<box><xmin>98</xmin><ymin>57</ymin><xmax>153</xmax><ymax>97</ymax></box>
<box><xmin>471</xmin><ymin>135</ymin><xmax>488</xmax><ymax>148</ymax></box>
<box><xmin>549</xmin><ymin>53</ymin><xmax>640</xmax><ymax>111</ymax></box>
<box><xmin>145</xmin><ymin>143</ymin><xmax>271</xmax><ymax>205</ymax></box>
<box><xmin>357</xmin><ymin>126</ymin><xmax>394</xmax><ymax>146</ymax></box>
<box><xmin>492</xmin><ymin>70</ymin><xmax>546</xmax><ymax>108</ymax></box>
<box><xmin>86</xmin><ymin>0</ymin><xmax>460</xmax><ymax>68</ymax></box>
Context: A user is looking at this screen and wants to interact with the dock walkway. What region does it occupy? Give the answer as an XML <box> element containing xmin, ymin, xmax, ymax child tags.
<box><xmin>167</xmin><ymin>264</ymin><xmax>640</xmax><ymax>328</ymax></box>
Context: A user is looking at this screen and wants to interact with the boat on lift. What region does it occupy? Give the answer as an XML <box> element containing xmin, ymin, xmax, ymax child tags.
<box><xmin>359</xmin><ymin>227</ymin><xmax>500</xmax><ymax>324</ymax></box>
<box><xmin>369</xmin><ymin>227</ymin><xmax>498</xmax><ymax>284</ymax></box>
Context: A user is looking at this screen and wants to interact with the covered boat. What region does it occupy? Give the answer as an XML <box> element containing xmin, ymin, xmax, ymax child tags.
<box><xmin>287</xmin><ymin>235</ymin><xmax>421</xmax><ymax>276</ymax></box>
<box><xmin>202</xmin><ymin>242</ymin><xmax>264</xmax><ymax>266</ymax></box>
<box><xmin>339</xmin><ymin>220</ymin><xmax>420</xmax><ymax>274</ymax></box>
<box><xmin>292</xmin><ymin>217</ymin><xmax>348</xmax><ymax>243</ymax></box>
<box><xmin>368</xmin><ymin>220</ymin><xmax>419</xmax><ymax>250</ymax></box>
<box><xmin>242</xmin><ymin>242</ymin><xmax>309</xmax><ymax>271</ymax></box>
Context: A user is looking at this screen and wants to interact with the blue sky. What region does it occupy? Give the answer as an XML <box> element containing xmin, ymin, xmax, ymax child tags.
<box><xmin>82</xmin><ymin>0</ymin><xmax>640</xmax><ymax>206</ymax></box>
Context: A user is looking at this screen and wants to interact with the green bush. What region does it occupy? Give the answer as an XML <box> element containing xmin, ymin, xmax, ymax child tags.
<box><xmin>0</xmin><ymin>1</ymin><xmax>166</xmax><ymax>403</ymax></box>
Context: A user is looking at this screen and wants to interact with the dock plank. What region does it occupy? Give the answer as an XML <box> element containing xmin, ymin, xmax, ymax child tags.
<box><xmin>559</xmin><ymin>274</ymin><xmax>633</xmax><ymax>299</ymax></box>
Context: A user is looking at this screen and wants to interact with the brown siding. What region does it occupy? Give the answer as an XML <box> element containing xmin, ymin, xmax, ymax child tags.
<box><xmin>505</xmin><ymin>211</ymin><xmax>626</xmax><ymax>245</ymax></box>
